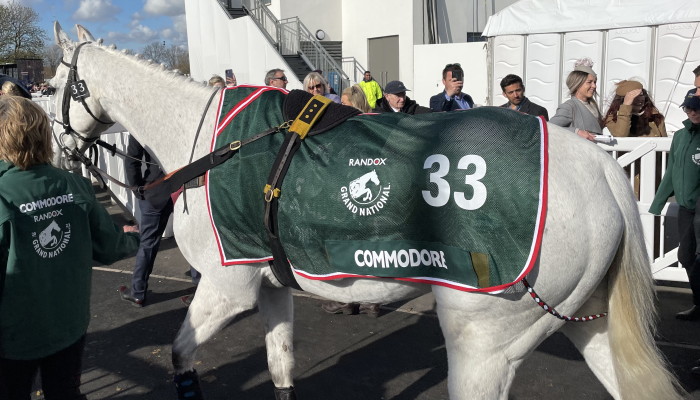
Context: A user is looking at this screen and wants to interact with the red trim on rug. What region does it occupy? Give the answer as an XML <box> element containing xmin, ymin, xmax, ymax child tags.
<box><xmin>206</xmin><ymin>87</ymin><xmax>279</xmax><ymax>266</ymax></box>
<box><xmin>215</xmin><ymin>88</ymin><xmax>268</xmax><ymax>136</ymax></box>
<box><xmin>291</xmin><ymin>115</ymin><xmax>550</xmax><ymax>293</ymax></box>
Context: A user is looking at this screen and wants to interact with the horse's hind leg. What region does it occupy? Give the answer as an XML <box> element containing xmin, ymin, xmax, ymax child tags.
<box><xmin>434</xmin><ymin>298</ymin><xmax>523</xmax><ymax>400</ymax></box>
<box><xmin>560</xmin><ymin>284</ymin><xmax>621</xmax><ymax>399</ymax></box>
<box><xmin>171</xmin><ymin>275</ymin><xmax>259</xmax><ymax>399</ymax></box>
<box><xmin>257</xmin><ymin>284</ymin><xmax>296</xmax><ymax>400</ymax></box>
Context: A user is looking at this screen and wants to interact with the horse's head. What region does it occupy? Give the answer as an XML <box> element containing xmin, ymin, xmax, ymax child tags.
<box><xmin>368</xmin><ymin>169</ymin><xmax>380</xmax><ymax>185</ymax></box>
<box><xmin>51</xmin><ymin>21</ymin><xmax>115</xmax><ymax>169</ymax></box>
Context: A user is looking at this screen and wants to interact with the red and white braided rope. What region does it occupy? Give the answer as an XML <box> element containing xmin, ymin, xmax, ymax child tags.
<box><xmin>522</xmin><ymin>278</ymin><xmax>607</xmax><ymax>322</ymax></box>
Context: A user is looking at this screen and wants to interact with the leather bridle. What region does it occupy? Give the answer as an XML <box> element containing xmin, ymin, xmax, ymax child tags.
<box><xmin>55</xmin><ymin>42</ymin><xmax>114</xmax><ymax>157</ymax></box>
<box><xmin>52</xmin><ymin>41</ymin><xmax>141</xmax><ymax>189</ymax></box>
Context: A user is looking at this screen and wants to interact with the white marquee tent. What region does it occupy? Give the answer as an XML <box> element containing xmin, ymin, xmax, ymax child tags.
<box><xmin>483</xmin><ymin>0</ymin><xmax>700</xmax><ymax>133</ymax></box>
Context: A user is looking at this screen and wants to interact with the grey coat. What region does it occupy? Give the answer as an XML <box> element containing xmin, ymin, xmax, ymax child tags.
<box><xmin>550</xmin><ymin>97</ymin><xmax>602</xmax><ymax>134</ymax></box>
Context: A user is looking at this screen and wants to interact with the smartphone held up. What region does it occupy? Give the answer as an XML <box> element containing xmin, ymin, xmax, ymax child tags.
<box><xmin>225</xmin><ymin>69</ymin><xmax>237</xmax><ymax>87</ymax></box>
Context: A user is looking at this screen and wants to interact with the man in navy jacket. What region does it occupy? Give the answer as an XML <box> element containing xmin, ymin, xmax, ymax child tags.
<box><xmin>429</xmin><ymin>63</ymin><xmax>474</xmax><ymax>112</ymax></box>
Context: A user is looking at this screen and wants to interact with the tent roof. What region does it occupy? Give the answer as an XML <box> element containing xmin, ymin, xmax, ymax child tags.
<box><xmin>483</xmin><ymin>0</ymin><xmax>700</xmax><ymax>37</ymax></box>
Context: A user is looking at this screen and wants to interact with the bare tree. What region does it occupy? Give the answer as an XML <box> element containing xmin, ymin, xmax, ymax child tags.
<box><xmin>0</xmin><ymin>0</ymin><xmax>47</xmax><ymax>63</ymax></box>
<box><xmin>141</xmin><ymin>41</ymin><xmax>190</xmax><ymax>75</ymax></box>
<box><xmin>141</xmin><ymin>41</ymin><xmax>169</xmax><ymax>65</ymax></box>
<box><xmin>165</xmin><ymin>45</ymin><xmax>190</xmax><ymax>75</ymax></box>
<box><xmin>43</xmin><ymin>43</ymin><xmax>63</xmax><ymax>78</ymax></box>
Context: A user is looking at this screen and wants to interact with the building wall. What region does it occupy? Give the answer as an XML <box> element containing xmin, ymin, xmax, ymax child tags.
<box><xmin>341</xmin><ymin>0</ymin><xmax>419</xmax><ymax>91</ymax></box>
<box><xmin>434</xmin><ymin>0</ymin><xmax>517</xmax><ymax>43</ymax></box>
<box><xmin>185</xmin><ymin>0</ymin><xmax>302</xmax><ymax>89</ymax></box>
<box><xmin>279</xmin><ymin>0</ymin><xmax>342</xmax><ymax>41</ymax></box>
<box><xmin>413</xmin><ymin>42</ymin><xmax>488</xmax><ymax>107</ymax></box>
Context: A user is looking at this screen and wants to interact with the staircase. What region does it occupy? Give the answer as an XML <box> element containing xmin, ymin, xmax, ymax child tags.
<box><xmin>241</xmin><ymin>0</ymin><xmax>351</xmax><ymax>93</ymax></box>
<box><xmin>311</xmin><ymin>41</ymin><xmax>343</xmax><ymax>64</ymax></box>
<box><xmin>283</xmin><ymin>54</ymin><xmax>312</xmax><ymax>83</ymax></box>
<box><xmin>225</xmin><ymin>7</ymin><xmax>247</xmax><ymax>19</ymax></box>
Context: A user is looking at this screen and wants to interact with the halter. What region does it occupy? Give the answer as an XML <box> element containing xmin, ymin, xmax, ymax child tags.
<box><xmin>52</xmin><ymin>41</ymin><xmax>157</xmax><ymax>190</ymax></box>
<box><xmin>51</xmin><ymin>40</ymin><xmax>222</xmax><ymax>195</ymax></box>
<box><xmin>52</xmin><ymin>41</ymin><xmax>118</xmax><ymax>186</ymax></box>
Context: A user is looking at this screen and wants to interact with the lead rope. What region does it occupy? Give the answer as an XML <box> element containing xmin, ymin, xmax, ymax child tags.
<box><xmin>522</xmin><ymin>278</ymin><xmax>607</xmax><ymax>322</ymax></box>
<box><xmin>181</xmin><ymin>87</ymin><xmax>221</xmax><ymax>213</ymax></box>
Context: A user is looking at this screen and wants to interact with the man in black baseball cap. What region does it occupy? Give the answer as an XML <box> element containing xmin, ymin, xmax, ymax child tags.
<box><xmin>682</xmin><ymin>87</ymin><xmax>700</xmax><ymax>112</ymax></box>
<box><xmin>372</xmin><ymin>80</ymin><xmax>431</xmax><ymax>115</ymax></box>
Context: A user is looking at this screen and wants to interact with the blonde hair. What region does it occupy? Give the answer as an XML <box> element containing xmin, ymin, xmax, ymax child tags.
<box><xmin>1</xmin><ymin>80</ymin><xmax>25</xmax><ymax>97</ymax></box>
<box><xmin>341</xmin><ymin>85</ymin><xmax>371</xmax><ymax>113</ymax></box>
<box><xmin>0</xmin><ymin>96</ymin><xmax>53</xmax><ymax>169</ymax></box>
<box><xmin>208</xmin><ymin>75</ymin><xmax>225</xmax><ymax>87</ymax></box>
<box><xmin>303</xmin><ymin>72</ymin><xmax>328</xmax><ymax>94</ymax></box>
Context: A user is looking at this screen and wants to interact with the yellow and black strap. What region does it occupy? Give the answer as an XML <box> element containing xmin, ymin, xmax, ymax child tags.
<box><xmin>263</xmin><ymin>95</ymin><xmax>332</xmax><ymax>289</ymax></box>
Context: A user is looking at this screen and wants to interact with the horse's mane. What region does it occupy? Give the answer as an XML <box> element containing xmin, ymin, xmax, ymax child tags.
<box><xmin>80</xmin><ymin>39</ymin><xmax>212</xmax><ymax>97</ymax></box>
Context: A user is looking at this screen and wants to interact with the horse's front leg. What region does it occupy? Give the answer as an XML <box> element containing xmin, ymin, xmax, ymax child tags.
<box><xmin>171</xmin><ymin>273</ymin><xmax>260</xmax><ymax>400</ymax></box>
<box><xmin>257</xmin><ymin>283</ymin><xmax>296</xmax><ymax>400</ymax></box>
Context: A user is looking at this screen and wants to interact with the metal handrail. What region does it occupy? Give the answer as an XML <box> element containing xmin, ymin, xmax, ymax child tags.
<box><xmin>342</xmin><ymin>57</ymin><xmax>366</xmax><ymax>84</ymax></box>
<box><xmin>241</xmin><ymin>0</ymin><xmax>279</xmax><ymax>48</ymax></box>
<box><xmin>242</xmin><ymin>0</ymin><xmax>350</xmax><ymax>93</ymax></box>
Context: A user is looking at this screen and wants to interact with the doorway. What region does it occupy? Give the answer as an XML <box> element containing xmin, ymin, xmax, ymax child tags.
<box><xmin>368</xmin><ymin>35</ymin><xmax>399</xmax><ymax>88</ymax></box>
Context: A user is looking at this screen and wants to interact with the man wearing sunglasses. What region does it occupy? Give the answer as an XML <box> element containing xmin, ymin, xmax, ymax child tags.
<box><xmin>264</xmin><ymin>68</ymin><xmax>288</xmax><ymax>89</ymax></box>
<box><xmin>650</xmin><ymin>84</ymin><xmax>700</xmax><ymax>324</ymax></box>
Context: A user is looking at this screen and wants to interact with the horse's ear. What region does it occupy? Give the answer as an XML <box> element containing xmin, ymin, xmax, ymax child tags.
<box><xmin>76</xmin><ymin>24</ymin><xmax>96</xmax><ymax>42</ymax></box>
<box><xmin>54</xmin><ymin>21</ymin><xmax>72</xmax><ymax>49</ymax></box>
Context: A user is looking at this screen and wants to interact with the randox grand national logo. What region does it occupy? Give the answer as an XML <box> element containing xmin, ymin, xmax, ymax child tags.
<box><xmin>339</xmin><ymin>168</ymin><xmax>391</xmax><ymax>216</ymax></box>
<box><xmin>31</xmin><ymin>219</ymin><xmax>72</xmax><ymax>258</ymax></box>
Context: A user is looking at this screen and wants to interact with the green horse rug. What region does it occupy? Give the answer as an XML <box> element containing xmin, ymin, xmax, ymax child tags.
<box><xmin>206</xmin><ymin>86</ymin><xmax>548</xmax><ymax>293</ymax></box>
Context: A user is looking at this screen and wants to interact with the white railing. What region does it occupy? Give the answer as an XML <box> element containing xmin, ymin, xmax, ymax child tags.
<box><xmin>35</xmin><ymin>95</ymin><xmax>683</xmax><ymax>281</ymax></box>
<box><xmin>598</xmin><ymin>136</ymin><xmax>683</xmax><ymax>282</ymax></box>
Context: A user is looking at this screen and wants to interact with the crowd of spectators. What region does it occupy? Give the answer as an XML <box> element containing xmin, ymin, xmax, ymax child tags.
<box><xmin>0</xmin><ymin>60</ymin><xmax>695</xmax><ymax>399</ymax></box>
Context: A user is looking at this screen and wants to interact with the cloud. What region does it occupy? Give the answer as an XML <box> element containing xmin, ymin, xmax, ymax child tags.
<box><xmin>112</xmin><ymin>24</ymin><xmax>159</xmax><ymax>43</ymax></box>
<box><xmin>143</xmin><ymin>0</ymin><xmax>184</xmax><ymax>17</ymax></box>
<box><xmin>73</xmin><ymin>0</ymin><xmax>120</xmax><ymax>22</ymax></box>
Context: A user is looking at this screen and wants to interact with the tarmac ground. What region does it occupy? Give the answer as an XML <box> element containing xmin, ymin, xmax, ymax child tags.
<box><xmin>28</xmin><ymin>188</ymin><xmax>700</xmax><ymax>399</ymax></box>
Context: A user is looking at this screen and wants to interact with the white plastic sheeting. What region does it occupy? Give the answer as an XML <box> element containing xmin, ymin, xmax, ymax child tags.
<box><xmin>484</xmin><ymin>0</ymin><xmax>700</xmax><ymax>134</ymax></box>
<box><xmin>483</xmin><ymin>0</ymin><xmax>700</xmax><ymax>37</ymax></box>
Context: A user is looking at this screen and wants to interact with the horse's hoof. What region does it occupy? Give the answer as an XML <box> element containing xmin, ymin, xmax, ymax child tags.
<box><xmin>359</xmin><ymin>303</ymin><xmax>381</xmax><ymax>318</ymax></box>
<box><xmin>274</xmin><ymin>386</ymin><xmax>297</xmax><ymax>400</ymax></box>
<box><xmin>321</xmin><ymin>301</ymin><xmax>357</xmax><ymax>315</ymax></box>
<box><xmin>174</xmin><ymin>369</ymin><xmax>204</xmax><ymax>400</ymax></box>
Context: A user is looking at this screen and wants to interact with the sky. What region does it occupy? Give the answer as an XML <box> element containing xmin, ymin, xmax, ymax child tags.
<box><xmin>2</xmin><ymin>0</ymin><xmax>187</xmax><ymax>52</ymax></box>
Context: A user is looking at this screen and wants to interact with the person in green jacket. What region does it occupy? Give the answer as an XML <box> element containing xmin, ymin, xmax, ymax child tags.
<box><xmin>649</xmin><ymin>88</ymin><xmax>700</xmax><ymax>321</ymax></box>
<box><xmin>0</xmin><ymin>96</ymin><xmax>140</xmax><ymax>399</ymax></box>
<box><xmin>358</xmin><ymin>71</ymin><xmax>383</xmax><ymax>109</ymax></box>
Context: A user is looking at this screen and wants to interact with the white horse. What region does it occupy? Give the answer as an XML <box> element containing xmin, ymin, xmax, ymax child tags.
<box><xmin>50</xmin><ymin>23</ymin><xmax>684</xmax><ymax>400</ymax></box>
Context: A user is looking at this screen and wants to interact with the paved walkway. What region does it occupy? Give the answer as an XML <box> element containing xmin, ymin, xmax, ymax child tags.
<box><xmin>30</xmin><ymin>188</ymin><xmax>700</xmax><ymax>399</ymax></box>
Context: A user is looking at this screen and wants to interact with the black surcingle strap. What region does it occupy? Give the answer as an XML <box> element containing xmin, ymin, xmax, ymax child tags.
<box><xmin>263</xmin><ymin>93</ymin><xmax>359</xmax><ymax>290</ymax></box>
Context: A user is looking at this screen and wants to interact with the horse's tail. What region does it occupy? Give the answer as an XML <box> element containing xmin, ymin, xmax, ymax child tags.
<box><xmin>604</xmin><ymin>159</ymin><xmax>685</xmax><ymax>399</ymax></box>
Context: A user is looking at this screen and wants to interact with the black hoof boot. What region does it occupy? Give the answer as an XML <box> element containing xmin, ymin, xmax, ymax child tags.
<box><xmin>174</xmin><ymin>369</ymin><xmax>204</xmax><ymax>400</ymax></box>
<box><xmin>274</xmin><ymin>386</ymin><xmax>297</xmax><ymax>400</ymax></box>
